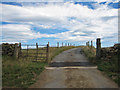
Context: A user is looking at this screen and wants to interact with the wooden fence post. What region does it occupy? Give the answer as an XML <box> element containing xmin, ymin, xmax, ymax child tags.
<box><xmin>91</xmin><ymin>40</ymin><xmax>93</xmax><ymax>47</ymax></box>
<box><xmin>27</xmin><ymin>45</ymin><xmax>29</xmax><ymax>57</ymax></box>
<box><xmin>19</xmin><ymin>43</ymin><xmax>21</xmax><ymax>50</ymax></box>
<box><xmin>65</xmin><ymin>43</ymin><xmax>67</xmax><ymax>46</ymax></box>
<box><xmin>14</xmin><ymin>43</ymin><xmax>18</xmax><ymax>59</ymax></box>
<box><xmin>62</xmin><ymin>42</ymin><xmax>63</xmax><ymax>47</ymax></box>
<box><xmin>47</xmin><ymin>42</ymin><xmax>50</xmax><ymax>63</ymax></box>
<box><xmin>86</xmin><ymin>42</ymin><xmax>88</xmax><ymax>46</ymax></box>
<box><xmin>36</xmin><ymin>43</ymin><xmax>38</xmax><ymax>61</ymax></box>
<box><xmin>36</xmin><ymin>43</ymin><xmax>38</xmax><ymax>49</ymax></box>
<box><xmin>18</xmin><ymin>43</ymin><xmax>21</xmax><ymax>58</ymax></box>
<box><xmin>96</xmin><ymin>38</ymin><xmax>101</xmax><ymax>59</ymax></box>
<box><xmin>88</xmin><ymin>41</ymin><xmax>89</xmax><ymax>46</ymax></box>
<box><xmin>68</xmin><ymin>43</ymin><xmax>69</xmax><ymax>46</ymax></box>
<box><xmin>86</xmin><ymin>41</ymin><xmax>89</xmax><ymax>46</ymax></box>
<box><xmin>57</xmin><ymin>42</ymin><xmax>59</xmax><ymax>48</ymax></box>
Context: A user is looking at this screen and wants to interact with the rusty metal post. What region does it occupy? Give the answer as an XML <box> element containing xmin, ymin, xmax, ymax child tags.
<box><xmin>96</xmin><ymin>38</ymin><xmax>101</xmax><ymax>59</ymax></box>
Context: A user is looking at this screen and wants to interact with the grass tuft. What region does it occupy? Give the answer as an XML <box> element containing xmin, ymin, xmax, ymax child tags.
<box><xmin>82</xmin><ymin>46</ymin><xmax>96</xmax><ymax>63</ymax></box>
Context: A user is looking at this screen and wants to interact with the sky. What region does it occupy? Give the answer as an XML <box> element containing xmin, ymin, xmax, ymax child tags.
<box><xmin>0</xmin><ymin>0</ymin><xmax>119</xmax><ymax>47</ymax></box>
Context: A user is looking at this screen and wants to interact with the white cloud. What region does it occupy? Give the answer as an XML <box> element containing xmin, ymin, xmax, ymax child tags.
<box><xmin>1</xmin><ymin>2</ymin><xmax>118</xmax><ymax>43</ymax></box>
<box><xmin>2</xmin><ymin>24</ymin><xmax>37</xmax><ymax>42</ymax></box>
<box><xmin>1</xmin><ymin>24</ymin><xmax>55</xmax><ymax>42</ymax></box>
<box><xmin>37</xmin><ymin>24</ymin><xmax>52</xmax><ymax>29</ymax></box>
<box><xmin>91</xmin><ymin>0</ymin><xmax>118</xmax><ymax>3</ymax></box>
<box><xmin>1</xmin><ymin>3</ymin><xmax>67</xmax><ymax>24</ymax></box>
<box><xmin>1</xmin><ymin>0</ymin><xmax>118</xmax><ymax>2</ymax></box>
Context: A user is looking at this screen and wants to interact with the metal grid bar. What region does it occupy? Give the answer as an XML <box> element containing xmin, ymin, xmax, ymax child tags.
<box><xmin>22</xmin><ymin>53</ymin><xmax>46</xmax><ymax>54</ymax></box>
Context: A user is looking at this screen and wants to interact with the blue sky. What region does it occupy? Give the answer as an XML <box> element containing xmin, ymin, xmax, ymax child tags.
<box><xmin>1</xmin><ymin>0</ymin><xmax>119</xmax><ymax>47</ymax></box>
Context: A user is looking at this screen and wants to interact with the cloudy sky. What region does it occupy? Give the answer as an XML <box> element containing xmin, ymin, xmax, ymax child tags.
<box><xmin>1</xmin><ymin>0</ymin><xmax>119</xmax><ymax>47</ymax></box>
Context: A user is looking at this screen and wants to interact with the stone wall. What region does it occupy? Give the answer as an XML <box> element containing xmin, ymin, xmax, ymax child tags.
<box><xmin>100</xmin><ymin>43</ymin><xmax>119</xmax><ymax>61</ymax></box>
<box><xmin>2</xmin><ymin>43</ymin><xmax>18</xmax><ymax>56</ymax></box>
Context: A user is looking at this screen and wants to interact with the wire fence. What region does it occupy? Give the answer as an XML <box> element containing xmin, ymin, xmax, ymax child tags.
<box><xmin>2</xmin><ymin>38</ymin><xmax>119</xmax><ymax>62</ymax></box>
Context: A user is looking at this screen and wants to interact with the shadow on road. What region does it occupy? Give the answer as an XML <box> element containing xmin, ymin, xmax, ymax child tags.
<box><xmin>49</xmin><ymin>62</ymin><xmax>96</xmax><ymax>67</ymax></box>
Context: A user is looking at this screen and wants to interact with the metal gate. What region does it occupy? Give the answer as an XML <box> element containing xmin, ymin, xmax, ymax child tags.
<box><xmin>19</xmin><ymin>43</ymin><xmax>49</xmax><ymax>62</ymax></box>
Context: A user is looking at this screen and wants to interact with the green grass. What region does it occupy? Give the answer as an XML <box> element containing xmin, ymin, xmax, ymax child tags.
<box><xmin>97</xmin><ymin>55</ymin><xmax>120</xmax><ymax>86</ymax></box>
<box><xmin>82</xmin><ymin>46</ymin><xmax>120</xmax><ymax>86</ymax></box>
<box><xmin>82</xmin><ymin>46</ymin><xmax>96</xmax><ymax>63</ymax></box>
<box><xmin>2</xmin><ymin>46</ymin><xmax>76</xmax><ymax>88</ymax></box>
<box><xmin>2</xmin><ymin>55</ymin><xmax>47</xmax><ymax>88</ymax></box>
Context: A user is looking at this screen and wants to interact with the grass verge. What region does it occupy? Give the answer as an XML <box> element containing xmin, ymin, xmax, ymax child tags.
<box><xmin>2</xmin><ymin>46</ymin><xmax>76</xmax><ymax>88</ymax></box>
<box><xmin>82</xmin><ymin>46</ymin><xmax>120</xmax><ymax>86</ymax></box>
<box><xmin>97</xmin><ymin>56</ymin><xmax>120</xmax><ymax>86</ymax></box>
<box><xmin>2</xmin><ymin>56</ymin><xmax>47</xmax><ymax>88</ymax></box>
<box><xmin>82</xmin><ymin>46</ymin><xmax>96</xmax><ymax>63</ymax></box>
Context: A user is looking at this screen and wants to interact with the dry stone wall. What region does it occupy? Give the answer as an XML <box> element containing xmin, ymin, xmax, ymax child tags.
<box><xmin>100</xmin><ymin>43</ymin><xmax>119</xmax><ymax>61</ymax></box>
<box><xmin>2</xmin><ymin>43</ymin><xmax>19</xmax><ymax>56</ymax></box>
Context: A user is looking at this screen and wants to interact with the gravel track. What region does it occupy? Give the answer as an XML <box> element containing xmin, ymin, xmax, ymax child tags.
<box><xmin>30</xmin><ymin>48</ymin><xmax>118</xmax><ymax>88</ymax></box>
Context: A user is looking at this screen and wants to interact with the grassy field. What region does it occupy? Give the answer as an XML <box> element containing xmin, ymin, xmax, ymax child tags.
<box><xmin>82</xmin><ymin>46</ymin><xmax>120</xmax><ymax>86</ymax></box>
<box><xmin>2</xmin><ymin>46</ymin><xmax>76</xmax><ymax>88</ymax></box>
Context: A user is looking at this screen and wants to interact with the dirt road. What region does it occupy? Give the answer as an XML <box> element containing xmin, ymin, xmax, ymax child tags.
<box><xmin>30</xmin><ymin>48</ymin><xmax>118</xmax><ymax>88</ymax></box>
